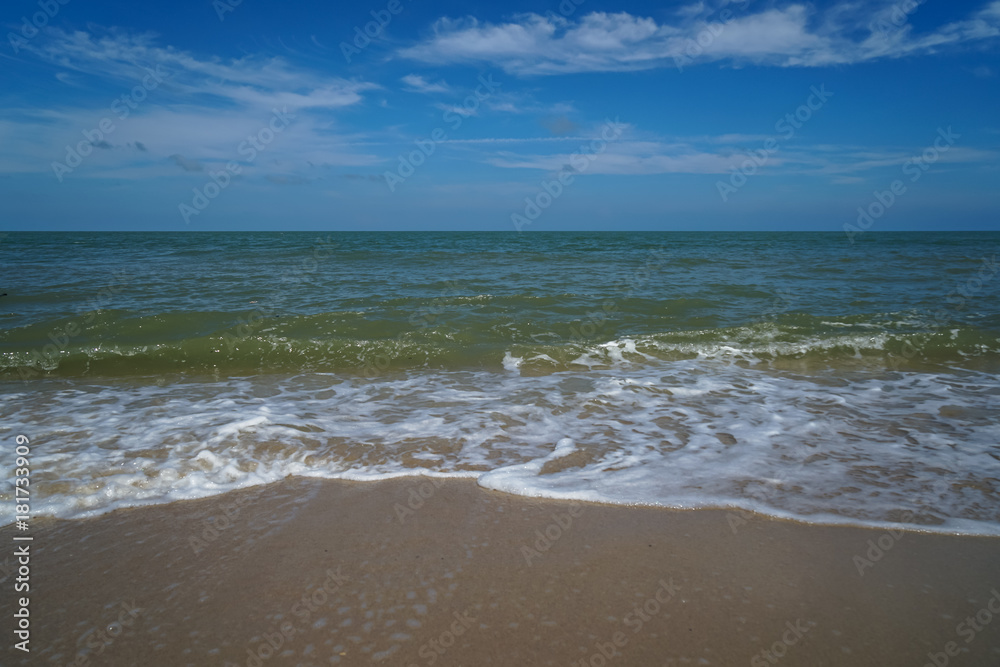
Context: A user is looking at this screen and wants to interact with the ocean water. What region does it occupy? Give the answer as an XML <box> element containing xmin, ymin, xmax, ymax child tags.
<box><xmin>1</xmin><ymin>231</ymin><xmax>998</xmax><ymax>533</ymax></box>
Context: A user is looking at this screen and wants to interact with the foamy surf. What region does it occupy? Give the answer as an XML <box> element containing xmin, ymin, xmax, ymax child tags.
<box><xmin>2</xmin><ymin>355</ymin><xmax>998</xmax><ymax>535</ymax></box>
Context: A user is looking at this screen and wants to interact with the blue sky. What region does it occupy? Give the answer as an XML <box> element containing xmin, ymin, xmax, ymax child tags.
<box><xmin>0</xmin><ymin>0</ymin><xmax>998</xmax><ymax>230</ymax></box>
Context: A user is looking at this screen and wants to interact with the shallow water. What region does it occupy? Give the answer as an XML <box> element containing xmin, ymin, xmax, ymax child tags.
<box><xmin>1</xmin><ymin>231</ymin><xmax>998</xmax><ymax>532</ymax></box>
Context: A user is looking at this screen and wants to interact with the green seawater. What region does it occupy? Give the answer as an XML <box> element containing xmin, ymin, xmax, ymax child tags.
<box><xmin>1</xmin><ymin>231</ymin><xmax>998</xmax><ymax>377</ymax></box>
<box><xmin>1</xmin><ymin>231</ymin><xmax>998</xmax><ymax>532</ymax></box>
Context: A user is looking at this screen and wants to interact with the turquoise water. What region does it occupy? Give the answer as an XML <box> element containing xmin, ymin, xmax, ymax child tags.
<box><xmin>1</xmin><ymin>231</ymin><xmax>998</xmax><ymax>532</ymax></box>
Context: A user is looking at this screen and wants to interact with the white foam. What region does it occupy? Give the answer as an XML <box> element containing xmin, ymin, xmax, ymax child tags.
<box><xmin>501</xmin><ymin>351</ymin><xmax>522</xmax><ymax>372</ymax></box>
<box><xmin>1</xmin><ymin>358</ymin><xmax>998</xmax><ymax>535</ymax></box>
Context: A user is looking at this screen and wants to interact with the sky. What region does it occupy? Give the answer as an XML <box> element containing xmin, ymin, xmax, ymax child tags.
<box><xmin>0</xmin><ymin>0</ymin><xmax>998</xmax><ymax>231</ymax></box>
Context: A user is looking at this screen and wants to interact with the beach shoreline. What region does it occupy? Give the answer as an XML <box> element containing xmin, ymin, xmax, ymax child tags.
<box><xmin>3</xmin><ymin>476</ymin><xmax>999</xmax><ymax>667</ymax></box>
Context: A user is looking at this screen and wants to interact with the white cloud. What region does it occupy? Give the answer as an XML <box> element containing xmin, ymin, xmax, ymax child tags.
<box><xmin>479</xmin><ymin>135</ymin><xmax>998</xmax><ymax>177</ymax></box>
<box><xmin>25</xmin><ymin>28</ymin><xmax>378</xmax><ymax>112</ymax></box>
<box><xmin>485</xmin><ymin>140</ymin><xmax>753</xmax><ymax>175</ymax></box>
<box><xmin>399</xmin><ymin>2</ymin><xmax>1000</xmax><ymax>74</ymax></box>
<box><xmin>401</xmin><ymin>74</ymin><xmax>451</xmax><ymax>93</ymax></box>
<box><xmin>1</xmin><ymin>29</ymin><xmax>381</xmax><ymax>179</ymax></box>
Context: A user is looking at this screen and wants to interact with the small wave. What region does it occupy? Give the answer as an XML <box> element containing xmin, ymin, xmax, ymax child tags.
<box><xmin>1</xmin><ymin>361</ymin><xmax>998</xmax><ymax>534</ymax></box>
<box><xmin>1</xmin><ymin>309</ymin><xmax>997</xmax><ymax>378</ymax></box>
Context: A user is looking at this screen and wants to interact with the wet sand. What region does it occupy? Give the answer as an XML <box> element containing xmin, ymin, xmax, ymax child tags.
<box><xmin>2</xmin><ymin>477</ymin><xmax>999</xmax><ymax>667</ymax></box>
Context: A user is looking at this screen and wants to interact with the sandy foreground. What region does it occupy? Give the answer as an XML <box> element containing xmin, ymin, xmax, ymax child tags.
<box><xmin>2</xmin><ymin>477</ymin><xmax>999</xmax><ymax>667</ymax></box>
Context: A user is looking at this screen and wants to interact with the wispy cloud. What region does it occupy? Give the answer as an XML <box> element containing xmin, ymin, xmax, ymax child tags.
<box><xmin>1</xmin><ymin>29</ymin><xmax>382</xmax><ymax>180</ymax></box>
<box><xmin>25</xmin><ymin>28</ymin><xmax>378</xmax><ymax>111</ymax></box>
<box><xmin>401</xmin><ymin>74</ymin><xmax>451</xmax><ymax>94</ymax></box>
<box><xmin>399</xmin><ymin>2</ymin><xmax>1000</xmax><ymax>74</ymax></box>
<box><xmin>481</xmin><ymin>135</ymin><xmax>998</xmax><ymax>177</ymax></box>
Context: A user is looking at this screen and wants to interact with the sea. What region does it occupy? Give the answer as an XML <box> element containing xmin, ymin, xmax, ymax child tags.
<box><xmin>1</xmin><ymin>231</ymin><xmax>998</xmax><ymax>534</ymax></box>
